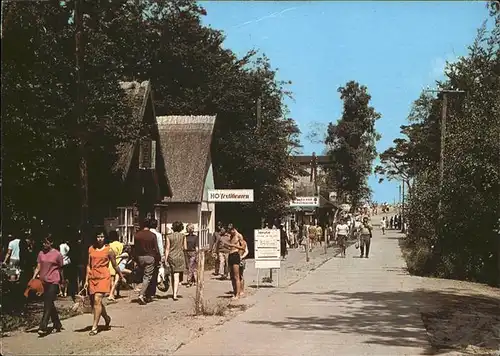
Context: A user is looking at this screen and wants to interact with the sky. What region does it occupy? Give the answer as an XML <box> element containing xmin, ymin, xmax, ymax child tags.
<box><xmin>199</xmin><ymin>0</ymin><xmax>491</xmax><ymax>203</ymax></box>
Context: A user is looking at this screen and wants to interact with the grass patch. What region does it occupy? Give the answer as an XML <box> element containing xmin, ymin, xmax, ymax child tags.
<box><xmin>399</xmin><ymin>238</ymin><xmax>433</xmax><ymax>276</ymax></box>
<box><xmin>192</xmin><ymin>298</ymin><xmax>229</xmax><ymax>316</ymax></box>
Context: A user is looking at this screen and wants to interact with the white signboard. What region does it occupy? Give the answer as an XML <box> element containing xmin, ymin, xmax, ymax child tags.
<box><xmin>254</xmin><ymin>229</ymin><xmax>281</xmax><ymax>269</ymax></box>
<box><xmin>290</xmin><ymin>196</ymin><xmax>319</xmax><ymax>207</ymax></box>
<box><xmin>207</xmin><ymin>189</ymin><xmax>254</xmax><ymax>202</ymax></box>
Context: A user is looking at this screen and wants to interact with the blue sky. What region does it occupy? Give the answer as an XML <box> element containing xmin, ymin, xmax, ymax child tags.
<box><xmin>199</xmin><ymin>1</ymin><xmax>490</xmax><ymax>203</ymax></box>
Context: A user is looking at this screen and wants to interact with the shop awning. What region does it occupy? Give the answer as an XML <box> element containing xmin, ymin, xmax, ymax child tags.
<box><xmin>290</xmin><ymin>206</ymin><xmax>316</xmax><ymax>212</ymax></box>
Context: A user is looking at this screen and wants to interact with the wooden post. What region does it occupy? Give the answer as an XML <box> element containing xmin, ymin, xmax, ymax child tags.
<box><xmin>498</xmin><ymin>220</ymin><xmax>500</xmax><ymax>288</ymax></box>
<box><xmin>401</xmin><ymin>180</ymin><xmax>405</xmax><ymax>233</ymax></box>
<box><xmin>323</xmin><ymin>226</ymin><xmax>327</xmax><ymax>254</ymax></box>
<box><xmin>195</xmin><ymin>249</ymin><xmax>205</xmax><ymax>314</ymax></box>
<box><xmin>305</xmin><ymin>232</ymin><xmax>310</xmax><ymax>262</ymax></box>
<box><xmin>438</xmin><ymin>92</ymin><xmax>448</xmax><ymax>214</ymax></box>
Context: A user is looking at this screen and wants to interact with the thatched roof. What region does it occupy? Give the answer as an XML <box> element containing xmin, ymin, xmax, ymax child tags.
<box><xmin>157</xmin><ymin>115</ymin><xmax>216</xmax><ymax>203</ymax></box>
<box><xmin>113</xmin><ymin>80</ymin><xmax>153</xmax><ymax>179</ymax></box>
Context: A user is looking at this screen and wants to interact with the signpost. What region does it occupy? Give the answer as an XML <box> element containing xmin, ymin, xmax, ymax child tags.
<box><xmin>254</xmin><ymin>229</ymin><xmax>281</xmax><ymax>288</ymax></box>
<box><xmin>208</xmin><ymin>189</ymin><xmax>254</xmax><ymax>202</ymax></box>
<box><xmin>290</xmin><ymin>196</ymin><xmax>319</xmax><ymax>207</ymax></box>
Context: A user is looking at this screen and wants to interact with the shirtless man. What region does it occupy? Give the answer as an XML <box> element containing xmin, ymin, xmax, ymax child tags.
<box><xmin>237</xmin><ymin>235</ymin><xmax>249</xmax><ymax>297</ymax></box>
<box><xmin>225</xmin><ymin>224</ymin><xmax>246</xmax><ymax>299</ymax></box>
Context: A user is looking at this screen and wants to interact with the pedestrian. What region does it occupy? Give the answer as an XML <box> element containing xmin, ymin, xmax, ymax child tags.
<box><xmin>279</xmin><ymin>225</ymin><xmax>288</xmax><ymax>260</ymax></box>
<box><xmin>15</xmin><ymin>233</ymin><xmax>37</xmax><ymax>315</ymax></box>
<box><xmin>380</xmin><ymin>217</ymin><xmax>386</xmax><ymax>235</ymax></box>
<box><xmin>165</xmin><ymin>221</ymin><xmax>186</xmax><ymax>301</ymax></box>
<box><xmin>185</xmin><ymin>224</ymin><xmax>198</xmax><ymax>287</ymax></box>
<box><xmin>133</xmin><ymin>219</ymin><xmax>161</xmax><ymax>305</ymax></box>
<box><xmin>3</xmin><ymin>233</ymin><xmax>21</xmax><ymax>268</ymax></box>
<box><xmin>31</xmin><ymin>234</ymin><xmax>64</xmax><ymax>336</ymax></box>
<box><xmin>301</xmin><ymin>223</ymin><xmax>309</xmax><ymax>252</ymax></box>
<box><xmin>225</xmin><ymin>224</ymin><xmax>245</xmax><ymax>300</ymax></box>
<box><xmin>308</xmin><ymin>224</ymin><xmax>316</xmax><ymax>252</ymax></box>
<box><xmin>390</xmin><ymin>216</ymin><xmax>394</xmax><ymax>230</ymax></box>
<box><xmin>238</xmin><ymin>234</ymin><xmax>249</xmax><ymax>297</ymax></box>
<box><xmin>327</xmin><ymin>224</ymin><xmax>334</xmax><ymax>247</ymax></box>
<box><xmin>353</xmin><ymin>216</ymin><xmax>363</xmax><ymax>238</ymax></box>
<box><xmin>107</xmin><ymin>231</ymin><xmax>124</xmax><ymax>301</ymax></box>
<box><xmin>85</xmin><ymin>229</ymin><xmax>124</xmax><ymax>336</ymax></box>
<box><xmin>335</xmin><ymin>218</ymin><xmax>349</xmax><ymax>258</ymax></box>
<box><xmin>149</xmin><ymin>219</ymin><xmax>165</xmax><ymax>286</ymax></box>
<box><xmin>58</xmin><ymin>237</ymin><xmax>72</xmax><ymax>298</ymax></box>
<box><xmin>359</xmin><ymin>217</ymin><xmax>373</xmax><ymax>258</ymax></box>
<box><xmin>212</xmin><ymin>227</ymin><xmax>229</xmax><ymax>280</ymax></box>
<box><xmin>315</xmin><ymin>223</ymin><xmax>323</xmax><ymax>247</ymax></box>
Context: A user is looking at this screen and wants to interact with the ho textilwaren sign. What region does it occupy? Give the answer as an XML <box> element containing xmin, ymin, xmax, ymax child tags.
<box><xmin>207</xmin><ymin>189</ymin><xmax>254</xmax><ymax>202</ymax></box>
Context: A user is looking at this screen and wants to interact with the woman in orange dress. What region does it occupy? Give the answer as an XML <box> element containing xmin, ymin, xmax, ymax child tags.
<box><xmin>84</xmin><ymin>229</ymin><xmax>124</xmax><ymax>336</ymax></box>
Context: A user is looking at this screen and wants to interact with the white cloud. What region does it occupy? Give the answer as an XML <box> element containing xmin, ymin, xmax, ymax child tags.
<box><xmin>234</xmin><ymin>7</ymin><xmax>298</xmax><ymax>29</ymax></box>
<box><xmin>429</xmin><ymin>53</ymin><xmax>458</xmax><ymax>80</ymax></box>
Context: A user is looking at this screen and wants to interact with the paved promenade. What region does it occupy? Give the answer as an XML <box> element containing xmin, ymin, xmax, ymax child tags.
<box><xmin>175</xmin><ymin>225</ymin><xmax>432</xmax><ymax>356</ymax></box>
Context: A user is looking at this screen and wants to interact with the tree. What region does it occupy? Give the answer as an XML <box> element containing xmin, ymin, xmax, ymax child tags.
<box><xmin>2</xmin><ymin>1</ymin><xmax>142</xmax><ymax>231</ymax></box>
<box><xmin>375</xmin><ymin>92</ymin><xmax>443</xmax><ymax>193</ymax></box>
<box><xmin>325</xmin><ymin>81</ymin><xmax>381</xmax><ymax>209</ymax></box>
<box><xmin>131</xmin><ymin>1</ymin><xmax>302</xmax><ymax>224</ymax></box>
<box><xmin>2</xmin><ymin>0</ymin><xmax>302</xmax><ymax>235</ymax></box>
<box><xmin>396</xmin><ymin>8</ymin><xmax>500</xmax><ymax>285</ymax></box>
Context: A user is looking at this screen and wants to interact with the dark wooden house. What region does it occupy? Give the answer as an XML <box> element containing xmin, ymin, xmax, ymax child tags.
<box><xmin>111</xmin><ymin>81</ymin><xmax>172</xmax><ymax>243</ymax></box>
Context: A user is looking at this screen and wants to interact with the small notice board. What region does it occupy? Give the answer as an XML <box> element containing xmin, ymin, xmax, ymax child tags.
<box><xmin>254</xmin><ymin>229</ymin><xmax>281</xmax><ymax>269</ymax></box>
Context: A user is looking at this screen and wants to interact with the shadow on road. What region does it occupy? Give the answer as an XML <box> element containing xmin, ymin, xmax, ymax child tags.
<box><xmin>246</xmin><ymin>288</ymin><xmax>500</xmax><ymax>355</ymax></box>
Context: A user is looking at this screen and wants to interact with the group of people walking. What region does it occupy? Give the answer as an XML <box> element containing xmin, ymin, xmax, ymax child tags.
<box><xmin>1</xmin><ymin>217</ymin><xmax>211</xmax><ymax>337</ymax></box>
<box><xmin>211</xmin><ymin>224</ymin><xmax>249</xmax><ymax>300</ymax></box>
<box><xmin>380</xmin><ymin>214</ymin><xmax>404</xmax><ymax>234</ymax></box>
<box><xmin>2</xmin><ymin>211</ymin><xmax>380</xmax><ymax>338</ymax></box>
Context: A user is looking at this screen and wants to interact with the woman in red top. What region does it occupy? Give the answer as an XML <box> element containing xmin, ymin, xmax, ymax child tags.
<box><xmin>31</xmin><ymin>234</ymin><xmax>64</xmax><ymax>336</ymax></box>
<box><xmin>84</xmin><ymin>229</ymin><xmax>124</xmax><ymax>336</ymax></box>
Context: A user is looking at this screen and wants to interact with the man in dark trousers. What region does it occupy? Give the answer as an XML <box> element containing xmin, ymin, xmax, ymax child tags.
<box><xmin>133</xmin><ymin>218</ymin><xmax>161</xmax><ymax>305</ymax></box>
<box><xmin>279</xmin><ymin>225</ymin><xmax>288</xmax><ymax>260</ymax></box>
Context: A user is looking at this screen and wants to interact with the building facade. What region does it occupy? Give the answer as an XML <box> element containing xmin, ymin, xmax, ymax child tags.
<box><xmin>288</xmin><ymin>153</ymin><xmax>337</xmax><ymax>227</ymax></box>
<box><xmin>156</xmin><ymin>115</ymin><xmax>217</xmax><ymax>248</ymax></box>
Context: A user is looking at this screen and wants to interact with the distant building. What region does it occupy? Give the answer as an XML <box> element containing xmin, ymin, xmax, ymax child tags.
<box><xmin>287</xmin><ymin>153</ymin><xmax>337</xmax><ymax>226</ymax></box>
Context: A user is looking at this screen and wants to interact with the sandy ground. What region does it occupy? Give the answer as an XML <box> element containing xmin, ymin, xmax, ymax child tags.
<box><xmin>2</xmin><ymin>242</ymin><xmax>343</xmax><ymax>356</ymax></box>
<box><xmin>3</xmin><ymin>216</ymin><xmax>498</xmax><ymax>356</ymax></box>
<box><xmin>415</xmin><ymin>277</ymin><xmax>500</xmax><ymax>355</ymax></box>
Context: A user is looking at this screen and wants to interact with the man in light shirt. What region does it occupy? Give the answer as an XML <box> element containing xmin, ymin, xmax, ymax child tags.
<box><xmin>149</xmin><ymin>219</ymin><xmax>165</xmax><ymax>295</ymax></box>
<box><xmin>335</xmin><ymin>218</ymin><xmax>349</xmax><ymax>258</ymax></box>
<box><xmin>3</xmin><ymin>234</ymin><xmax>21</xmax><ymax>268</ymax></box>
<box><xmin>149</xmin><ymin>219</ymin><xmax>164</xmax><ymax>262</ymax></box>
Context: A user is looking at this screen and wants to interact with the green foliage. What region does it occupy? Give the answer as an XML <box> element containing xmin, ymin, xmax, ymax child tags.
<box><xmin>325</xmin><ymin>81</ymin><xmax>381</xmax><ymax>208</ymax></box>
<box><xmin>392</xmin><ymin>11</ymin><xmax>500</xmax><ymax>286</ymax></box>
<box><xmin>2</xmin><ymin>0</ymin><xmax>301</xmax><ymax>232</ymax></box>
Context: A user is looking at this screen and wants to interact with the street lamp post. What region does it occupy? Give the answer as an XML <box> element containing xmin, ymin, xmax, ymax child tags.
<box><xmin>424</xmin><ymin>89</ymin><xmax>466</xmax><ymax>212</ymax></box>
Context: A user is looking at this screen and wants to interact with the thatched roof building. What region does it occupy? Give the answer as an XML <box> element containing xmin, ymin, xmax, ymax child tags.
<box><xmin>113</xmin><ymin>81</ymin><xmax>153</xmax><ymax>180</ymax></box>
<box><xmin>156</xmin><ymin>115</ymin><xmax>216</xmax><ymax>203</ymax></box>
